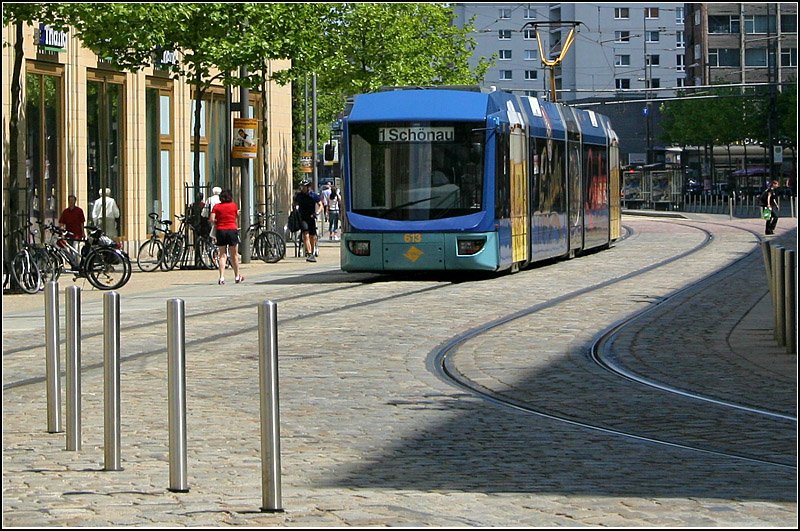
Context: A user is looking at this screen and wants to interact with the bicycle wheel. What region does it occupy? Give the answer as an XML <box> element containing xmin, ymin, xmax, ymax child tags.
<box><xmin>137</xmin><ymin>238</ymin><xmax>164</xmax><ymax>272</ymax></box>
<box><xmin>198</xmin><ymin>237</ymin><xmax>219</xmax><ymax>270</ymax></box>
<box><xmin>255</xmin><ymin>231</ymin><xmax>286</xmax><ymax>264</ymax></box>
<box><xmin>32</xmin><ymin>246</ymin><xmax>61</xmax><ymax>284</ymax></box>
<box><xmin>161</xmin><ymin>235</ymin><xmax>186</xmax><ymax>271</ymax></box>
<box><xmin>11</xmin><ymin>250</ymin><xmax>42</xmax><ymax>294</ymax></box>
<box><xmin>85</xmin><ymin>247</ymin><xmax>131</xmax><ymax>290</ymax></box>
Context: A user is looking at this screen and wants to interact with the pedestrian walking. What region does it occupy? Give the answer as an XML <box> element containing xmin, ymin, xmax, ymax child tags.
<box><xmin>763</xmin><ymin>179</ymin><xmax>781</xmax><ymax>235</ymax></box>
<box><xmin>58</xmin><ymin>194</ymin><xmax>86</xmax><ymax>245</ymax></box>
<box><xmin>92</xmin><ymin>188</ymin><xmax>120</xmax><ymax>239</ymax></box>
<box><xmin>293</xmin><ymin>178</ymin><xmax>323</xmax><ymax>262</ymax></box>
<box><xmin>328</xmin><ymin>185</ymin><xmax>341</xmax><ymax>240</ymax></box>
<box><xmin>202</xmin><ymin>186</ymin><xmax>222</xmax><ymax>241</ymax></box>
<box><xmin>209</xmin><ymin>189</ymin><xmax>243</xmax><ymax>285</ymax></box>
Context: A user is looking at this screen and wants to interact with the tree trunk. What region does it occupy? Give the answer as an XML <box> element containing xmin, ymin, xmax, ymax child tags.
<box><xmin>8</xmin><ymin>21</ymin><xmax>25</xmax><ymax>260</ymax></box>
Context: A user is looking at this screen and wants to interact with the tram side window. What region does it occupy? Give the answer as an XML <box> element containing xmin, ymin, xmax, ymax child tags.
<box><xmin>495</xmin><ymin>131</ymin><xmax>511</xmax><ymax>218</ymax></box>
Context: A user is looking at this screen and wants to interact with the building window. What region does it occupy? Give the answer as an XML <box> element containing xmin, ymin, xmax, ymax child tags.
<box><xmin>615</xmin><ymin>78</ymin><xmax>630</xmax><ymax>89</ymax></box>
<box><xmin>646</xmin><ymin>54</ymin><xmax>660</xmax><ymax>66</ymax></box>
<box><xmin>708</xmin><ymin>48</ymin><xmax>741</xmax><ymax>67</ymax></box>
<box><xmin>499</xmin><ymin>70</ymin><xmax>513</xmax><ymax>80</ymax></box>
<box><xmin>524</xmin><ymin>7</ymin><xmax>537</xmax><ymax>19</ymax></box>
<box><xmin>524</xmin><ymin>70</ymin><xmax>538</xmax><ymax>80</ymax></box>
<box><xmin>499</xmin><ymin>50</ymin><xmax>512</xmax><ymax>60</ymax></box>
<box><xmin>523</xmin><ymin>90</ymin><xmax>538</xmax><ymax>97</ymax></box>
<box><xmin>646</xmin><ymin>31</ymin><xmax>660</xmax><ymax>43</ymax></box>
<box><xmin>524</xmin><ymin>49</ymin><xmax>538</xmax><ymax>60</ymax></box>
<box><xmin>676</xmin><ymin>30</ymin><xmax>685</xmax><ymax>48</ymax></box>
<box><xmin>86</xmin><ymin>73</ymin><xmax>125</xmax><ymax>235</ymax></box>
<box><xmin>676</xmin><ymin>54</ymin><xmax>685</xmax><ymax>72</ymax></box>
<box><xmin>744</xmin><ymin>15</ymin><xmax>776</xmax><ymax>34</ymax></box>
<box><xmin>676</xmin><ymin>7</ymin><xmax>684</xmax><ymax>25</ymax></box>
<box><xmin>676</xmin><ymin>77</ymin><xmax>686</xmax><ymax>88</ymax></box>
<box><xmin>781</xmin><ymin>14</ymin><xmax>797</xmax><ymax>33</ymax></box>
<box><xmin>614</xmin><ymin>8</ymin><xmax>629</xmax><ymax>20</ymax></box>
<box><xmin>498</xmin><ymin>29</ymin><xmax>511</xmax><ymax>40</ymax></box>
<box><xmin>645</xmin><ymin>7</ymin><xmax>659</xmax><ymax>19</ymax></box>
<box><xmin>614</xmin><ymin>54</ymin><xmax>631</xmax><ymax>66</ymax></box>
<box><xmin>25</xmin><ymin>70</ymin><xmax>63</xmax><ymax>227</ymax></box>
<box><xmin>708</xmin><ymin>15</ymin><xmax>740</xmax><ymax>34</ymax></box>
<box><xmin>523</xmin><ymin>29</ymin><xmax>536</xmax><ymax>40</ymax></box>
<box><xmin>781</xmin><ymin>48</ymin><xmax>798</xmax><ymax>67</ymax></box>
<box><xmin>646</xmin><ymin>78</ymin><xmax>661</xmax><ymax>89</ymax></box>
<box><xmin>615</xmin><ymin>31</ymin><xmax>631</xmax><ymax>43</ymax></box>
<box><xmin>745</xmin><ymin>48</ymin><xmax>775</xmax><ymax>67</ymax></box>
<box><xmin>499</xmin><ymin>8</ymin><xmax>511</xmax><ymax>19</ymax></box>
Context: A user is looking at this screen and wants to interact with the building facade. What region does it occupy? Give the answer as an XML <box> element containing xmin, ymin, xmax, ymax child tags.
<box><xmin>685</xmin><ymin>3</ymin><xmax>797</xmax><ymax>87</ymax></box>
<box><xmin>3</xmin><ymin>21</ymin><xmax>295</xmax><ymax>253</ymax></box>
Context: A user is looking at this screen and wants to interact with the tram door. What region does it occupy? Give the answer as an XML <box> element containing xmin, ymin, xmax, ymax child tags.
<box><xmin>608</xmin><ymin>139</ymin><xmax>621</xmax><ymax>240</ymax></box>
<box><xmin>509</xmin><ymin>124</ymin><xmax>528</xmax><ymax>265</ymax></box>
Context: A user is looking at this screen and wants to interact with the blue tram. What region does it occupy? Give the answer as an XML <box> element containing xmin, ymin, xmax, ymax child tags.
<box><xmin>339</xmin><ymin>87</ymin><xmax>621</xmax><ymax>273</ymax></box>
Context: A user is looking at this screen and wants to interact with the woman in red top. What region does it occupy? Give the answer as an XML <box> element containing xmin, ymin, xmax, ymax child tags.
<box><xmin>209</xmin><ymin>189</ymin><xmax>243</xmax><ymax>285</ymax></box>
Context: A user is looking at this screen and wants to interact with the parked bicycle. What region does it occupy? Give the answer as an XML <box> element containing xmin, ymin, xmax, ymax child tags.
<box><xmin>43</xmin><ymin>222</ymin><xmax>132</xmax><ymax>290</ymax></box>
<box><xmin>247</xmin><ymin>211</ymin><xmax>286</xmax><ymax>263</ymax></box>
<box><xmin>136</xmin><ymin>213</ymin><xmax>188</xmax><ymax>272</ymax></box>
<box><xmin>7</xmin><ymin>224</ymin><xmax>43</xmax><ymax>294</ymax></box>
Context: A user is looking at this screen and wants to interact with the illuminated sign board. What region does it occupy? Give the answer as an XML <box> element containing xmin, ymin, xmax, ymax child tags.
<box><xmin>378</xmin><ymin>127</ymin><xmax>454</xmax><ymax>143</ymax></box>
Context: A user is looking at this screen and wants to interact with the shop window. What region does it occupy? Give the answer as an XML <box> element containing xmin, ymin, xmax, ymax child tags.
<box><xmin>87</xmin><ymin>75</ymin><xmax>124</xmax><ymax>236</ymax></box>
<box><xmin>25</xmin><ymin>71</ymin><xmax>62</xmax><ymax>229</ymax></box>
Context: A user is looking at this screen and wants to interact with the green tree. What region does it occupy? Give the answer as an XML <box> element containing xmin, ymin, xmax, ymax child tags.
<box><xmin>290</xmin><ymin>3</ymin><xmax>490</xmax><ymax>181</ymax></box>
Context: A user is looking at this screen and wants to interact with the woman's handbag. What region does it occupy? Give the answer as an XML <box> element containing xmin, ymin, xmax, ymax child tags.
<box><xmin>762</xmin><ymin>207</ymin><xmax>773</xmax><ymax>220</ymax></box>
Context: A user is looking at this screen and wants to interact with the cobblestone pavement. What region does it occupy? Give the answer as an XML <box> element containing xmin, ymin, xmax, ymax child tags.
<box><xmin>2</xmin><ymin>215</ymin><xmax>797</xmax><ymax>527</ymax></box>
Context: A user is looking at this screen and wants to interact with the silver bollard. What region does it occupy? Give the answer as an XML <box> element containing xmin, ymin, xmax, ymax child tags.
<box><xmin>44</xmin><ymin>281</ymin><xmax>62</xmax><ymax>433</ymax></box>
<box><xmin>728</xmin><ymin>197</ymin><xmax>733</xmax><ymax>220</ymax></box>
<box><xmin>104</xmin><ymin>291</ymin><xmax>122</xmax><ymax>471</ymax></box>
<box><xmin>258</xmin><ymin>300</ymin><xmax>283</xmax><ymax>513</ymax></box>
<box><xmin>785</xmin><ymin>251</ymin><xmax>796</xmax><ymax>355</ymax></box>
<box><xmin>772</xmin><ymin>245</ymin><xmax>786</xmax><ymax>346</ymax></box>
<box><xmin>66</xmin><ymin>286</ymin><xmax>81</xmax><ymax>451</ymax></box>
<box><xmin>167</xmin><ymin>298</ymin><xmax>189</xmax><ymax>493</ymax></box>
<box><xmin>761</xmin><ymin>241</ymin><xmax>773</xmax><ymax>290</ymax></box>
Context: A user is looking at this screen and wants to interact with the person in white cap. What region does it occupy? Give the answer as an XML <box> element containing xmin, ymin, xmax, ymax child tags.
<box><xmin>202</xmin><ymin>186</ymin><xmax>223</xmax><ymax>241</ymax></box>
<box><xmin>92</xmin><ymin>188</ymin><xmax>120</xmax><ymax>238</ymax></box>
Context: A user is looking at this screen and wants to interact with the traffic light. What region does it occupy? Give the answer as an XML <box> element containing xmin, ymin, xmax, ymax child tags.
<box><xmin>323</xmin><ymin>140</ymin><xmax>338</xmax><ymax>164</ymax></box>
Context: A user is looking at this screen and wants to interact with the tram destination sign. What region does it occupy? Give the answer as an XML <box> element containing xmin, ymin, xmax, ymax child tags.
<box><xmin>379</xmin><ymin>126</ymin><xmax>454</xmax><ymax>143</ymax></box>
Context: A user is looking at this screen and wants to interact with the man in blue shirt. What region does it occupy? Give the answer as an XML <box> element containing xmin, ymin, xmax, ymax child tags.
<box><xmin>294</xmin><ymin>179</ymin><xmax>323</xmax><ymax>262</ymax></box>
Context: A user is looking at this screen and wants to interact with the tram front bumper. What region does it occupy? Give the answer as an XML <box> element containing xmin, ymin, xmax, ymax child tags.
<box><xmin>341</xmin><ymin>233</ymin><xmax>499</xmax><ymax>272</ymax></box>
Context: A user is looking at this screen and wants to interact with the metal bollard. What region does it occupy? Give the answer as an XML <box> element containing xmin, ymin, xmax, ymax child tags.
<box><xmin>258</xmin><ymin>300</ymin><xmax>283</xmax><ymax>513</ymax></box>
<box><xmin>66</xmin><ymin>286</ymin><xmax>81</xmax><ymax>451</ymax></box>
<box><xmin>728</xmin><ymin>197</ymin><xmax>733</xmax><ymax>220</ymax></box>
<box><xmin>44</xmin><ymin>281</ymin><xmax>63</xmax><ymax>433</ymax></box>
<box><xmin>104</xmin><ymin>291</ymin><xmax>122</xmax><ymax>471</ymax></box>
<box><xmin>167</xmin><ymin>299</ymin><xmax>189</xmax><ymax>493</ymax></box>
<box><xmin>772</xmin><ymin>246</ymin><xmax>786</xmax><ymax>346</ymax></box>
<box><xmin>785</xmin><ymin>251</ymin><xmax>796</xmax><ymax>355</ymax></box>
<box><xmin>761</xmin><ymin>241</ymin><xmax>773</xmax><ymax>305</ymax></box>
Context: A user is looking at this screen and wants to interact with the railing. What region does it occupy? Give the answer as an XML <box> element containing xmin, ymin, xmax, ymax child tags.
<box><xmin>624</xmin><ymin>193</ymin><xmax>797</xmax><ymax>219</ymax></box>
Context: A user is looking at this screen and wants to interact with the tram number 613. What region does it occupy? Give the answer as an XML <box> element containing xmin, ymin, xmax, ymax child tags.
<box><xmin>403</xmin><ymin>233</ymin><xmax>422</xmax><ymax>243</ymax></box>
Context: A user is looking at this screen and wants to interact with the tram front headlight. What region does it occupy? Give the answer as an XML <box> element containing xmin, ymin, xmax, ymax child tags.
<box><xmin>457</xmin><ymin>238</ymin><xmax>485</xmax><ymax>256</ymax></box>
<box><xmin>347</xmin><ymin>240</ymin><xmax>371</xmax><ymax>256</ymax></box>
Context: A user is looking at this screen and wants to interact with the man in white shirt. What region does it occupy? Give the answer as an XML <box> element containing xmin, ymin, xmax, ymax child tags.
<box><xmin>92</xmin><ymin>188</ymin><xmax>120</xmax><ymax>238</ymax></box>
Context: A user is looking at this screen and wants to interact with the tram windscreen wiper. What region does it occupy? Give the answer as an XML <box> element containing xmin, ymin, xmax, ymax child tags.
<box><xmin>382</xmin><ymin>196</ymin><xmax>437</xmax><ymax>217</ymax></box>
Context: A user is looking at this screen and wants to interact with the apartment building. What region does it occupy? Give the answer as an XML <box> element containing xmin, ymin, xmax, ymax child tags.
<box><xmin>685</xmin><ymin>3</ymin><xmax>797</xmax><ymax>87</ymax></box>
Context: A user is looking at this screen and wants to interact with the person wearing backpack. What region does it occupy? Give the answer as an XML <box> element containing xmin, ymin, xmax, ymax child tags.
<box><xmin>762</xmin><ymin>179</ymin><xmax>780</xmax><ymax>235</ymax></box>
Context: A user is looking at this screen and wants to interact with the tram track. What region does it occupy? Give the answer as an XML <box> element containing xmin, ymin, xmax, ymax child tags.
<box><xmin>431</xmin><ymin>220</ymin><xmax>796</xmax><ymax>469</ymax></box>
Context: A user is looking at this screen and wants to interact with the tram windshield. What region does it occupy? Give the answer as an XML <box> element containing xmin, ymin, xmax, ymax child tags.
<box><xmin>348</xmin><ymin>121</ymin><xmax>484</xmax><ymax>221</ymax></box>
